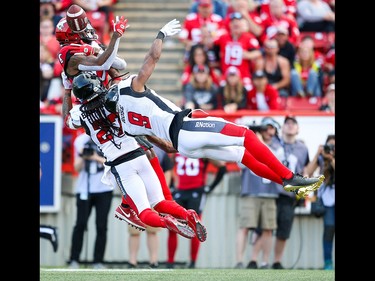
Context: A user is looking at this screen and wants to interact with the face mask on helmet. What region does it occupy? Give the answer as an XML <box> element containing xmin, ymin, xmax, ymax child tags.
<box><xmin>72</xmin><ymin>73</ymin><xmax>106</xmax><ymax>104</ymax></box>
<box><xmin>55</xmin><ymin>18</ymin><xmax>81</xmax><ymax>44</ymax></box>
<box><xmin>77</xmin><ymin>22</ymin><xmax>99</xmax><ymax>42</ymax></box>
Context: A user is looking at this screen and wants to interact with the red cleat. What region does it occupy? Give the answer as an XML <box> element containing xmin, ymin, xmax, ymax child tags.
<box><xmin>114</xmin><ymin>204</ymin><xmax>146</xmax><ymax>231</ymax></box>
<box><xmin>186</xmin><ymin>209</ymin><xmax>207</xmax><ymax>242</ymax></box>
<box><xmin>163</xmin><ymin>214</ymin><xmax>195</xmax><ymax>239</ymax></box>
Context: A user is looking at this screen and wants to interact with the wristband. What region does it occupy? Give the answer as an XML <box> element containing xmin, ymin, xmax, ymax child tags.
<box><xmin>156</xmin><ymin>31</ymin><xmax>165</xmax><ymax>41</ymax></box>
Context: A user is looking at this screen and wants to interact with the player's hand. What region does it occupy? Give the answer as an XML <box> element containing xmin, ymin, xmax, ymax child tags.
<box><xmin>112</xmin><ymin>16</ymin><xmax>129</xmax><ymax>37</ymax></box>
<box><xmin>69</xmin><ymin>43</ymin><xmax>97</xmax><ymax>56</ymax></box>
<box><xmin>61</xmin><ymin>71</ymin><xmax>72</xmax><ymax>90</ymax></box>
<box><xmin>160</xmin><ymin>19</ymin><xmax>181</xmax><ymax>38</ymax></box>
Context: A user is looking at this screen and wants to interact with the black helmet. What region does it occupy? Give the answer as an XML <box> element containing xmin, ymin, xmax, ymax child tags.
<box><xmin>72</xmin><ymin>73</ymin><xmax>106</xmax><ymax>103</ymax></box>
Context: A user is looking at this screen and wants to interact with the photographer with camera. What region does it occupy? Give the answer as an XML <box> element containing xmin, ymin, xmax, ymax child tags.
<box><xmin>68</xmin><ymin>132</ymin><xmax>113</xmax><ymax>269</ymax></box>
<box><xmin>305</xmin><ymin>134</ymin><xmax>335</xmax><ymax>270</ymax></box>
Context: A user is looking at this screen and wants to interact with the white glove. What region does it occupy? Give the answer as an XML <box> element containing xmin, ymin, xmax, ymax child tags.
<box><xmin>160</xmin><ymin>19</ymin><xmax>181</xmax><ymax>37</ymax></box>
<box><xmin>61</xmin><ymin>71</ymin><xmax>72</xmax><ymax>90</ymax></box>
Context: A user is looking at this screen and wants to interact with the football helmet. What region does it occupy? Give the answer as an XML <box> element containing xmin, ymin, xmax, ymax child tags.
<box><xmin>55</xmin><ymin>18</ymin><xmax>81</xmax><ymax>45</ymax></box>
<box><xmin>72</xmin><ymin>73</ymin><xmax>106</xmax><ymax>103</ymax></box>
<box><xmin>66</xmin><ymin>4</ymin><xmax>98</xmax><ymax>42</ymax></box>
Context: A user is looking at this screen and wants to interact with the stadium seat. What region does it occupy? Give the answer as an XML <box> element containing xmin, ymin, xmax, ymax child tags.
<box><xmin>285</xmin><ymin>96</ymin><xmax>322</xmax><ymax>111</ymax></box>
<box><xmin>298</xmin><ymin>32</ymin><xmax>335</xmax><ymax>52</ymax></box>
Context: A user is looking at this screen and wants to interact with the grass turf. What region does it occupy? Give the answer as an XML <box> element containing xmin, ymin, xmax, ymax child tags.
<box><xmin>40</xmin><ymin>268</ymin><xmax>335</xmax><ymax>281</ymax></box>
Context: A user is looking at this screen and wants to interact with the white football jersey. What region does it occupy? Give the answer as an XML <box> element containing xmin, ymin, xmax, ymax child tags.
<box><xmin>116</xmin><ymin>75</ymin><xmax>182</xmax><ymax>142</ymax></box>
<box><xmin>68</xmin><ymin>103</ymin><xmax>141</xmax><ymax>162</ymax></box>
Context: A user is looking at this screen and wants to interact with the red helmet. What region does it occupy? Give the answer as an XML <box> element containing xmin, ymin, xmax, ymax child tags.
<box><xmin>55</xmin><ymin>17</ymin><xmax>81</xmax><ymax>45</ymax></box>
<box><xmin>66</xmin><ymin>4</ymin><xmax>98</xmax><ymax>41</ymax></box>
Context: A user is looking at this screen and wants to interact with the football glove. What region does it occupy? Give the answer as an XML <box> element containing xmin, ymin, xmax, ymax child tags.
<box><xmin>160</xmin><ymin>19</ymin><xmax>181</xmax><ymax>38</ymax></box>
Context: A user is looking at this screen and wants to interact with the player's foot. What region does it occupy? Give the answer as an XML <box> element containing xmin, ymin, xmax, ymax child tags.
<box><xmin>186</xmin><ymin>209</ymin><xmax>207</xmax><ymax>242</ymax></box>
<box><xmin>294</xmin><ymin>175</ymin><xmax>325</xmax><ymax>200</ymax></box>
<box><xmin>163</xmin><ymin>214</ymin><xmax>195</xmax><ymax>239</ymax></box>
<box><xmin>283</xmin><ymin>173</ymin><xmax>322</xmax><ymax>192</ymax></box>
<box><xmin>114</xmin><ymin>204</ymin><xmax>146</xmax><ymax>231</ymax></box>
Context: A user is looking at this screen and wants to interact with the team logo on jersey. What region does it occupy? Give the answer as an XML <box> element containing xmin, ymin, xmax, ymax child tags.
<box><xmin>118</xmin><ymin>105</ymin><xmax>126</xmax><ymax>123</ymax></box>
<box><xmin>195</xmin><ymin>121</ymin><xmax>215</xmax><ymax>128</ymax></box>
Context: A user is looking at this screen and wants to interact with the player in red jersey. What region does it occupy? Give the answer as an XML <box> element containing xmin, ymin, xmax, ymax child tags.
<box><xmin>167</xmin><ymin>153</ymin><xmax>227</xmax><ymax>268</ymax></box>
<box><xmin>56</xmin><ymin>5</ymin><xmax>175</xmax><ymax>231</ymax></box>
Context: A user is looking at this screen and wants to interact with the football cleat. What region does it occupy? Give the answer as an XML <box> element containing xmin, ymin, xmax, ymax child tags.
<box><xmin>186</xmin><ymin>209</ymin><xmax>207</xmax><ymax>242</ymax></box>
<box><xmin>283</xmin><ymin>173</ymin><xmax>321</xmax><ymax>192</ymax></box>
<box><xmin>163</xmin><ymin>214</ymin><xmax>195</xmax><ymax>239</ymax></box>
<box><xmin>114</xmin><ymin>204</ymin><xmax>146</xmax><ymax>231</ymax></box>
<box><xmin>294</xmin><ymin>175</ymin><xmax>325</xmax><ymax>200</ymax></box>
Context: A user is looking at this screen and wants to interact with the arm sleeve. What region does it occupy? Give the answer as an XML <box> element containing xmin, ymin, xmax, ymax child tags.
<box><xmin>209</xmin><ymin>165</ymin><xmax>227</xmax><ymax>192</ymax></box>
<box><xmin>111</xmin><ymin>56</ymin><xmax>127</xmax><ymax>70</ymax></box>
<box><xmin>78</xmin><ymin>38</ymin><xmax>121</xmax><ymax>71</ymax></box>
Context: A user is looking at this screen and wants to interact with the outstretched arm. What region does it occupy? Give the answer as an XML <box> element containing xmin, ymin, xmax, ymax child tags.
<box><xmin>67</xmin><ymin>16</ymin><xmax>129</xmax><ymax>74</ymax></box>
<box><xmin>145</xmin><ymin>135</ymin><xmax>178</xmax><ymax>153</ymax></box>
<box><xmin>132</xmin><ymin>19</ymin><xmax>181</xmax><ymax>92</ymax></box>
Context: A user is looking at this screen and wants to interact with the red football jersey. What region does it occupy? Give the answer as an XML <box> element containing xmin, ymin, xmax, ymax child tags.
<box><xmin>179</xmin><ymin>12</ymin><xmax>225</xmax><ymax>44</ymax></box>
<box><xmin>174</xmin><ymin>153</ymin><xmax>208</xmax><ymax>190</ymax></box>
<box><xmin>57</xmin><ymin>41</ymin><xmax>108</xmax><ymax>85</ymax></box>
<box><xmin>246</xmin><ymin>84</ymin><xmax>280</xmax><ymax>110</ymax></box>
<box><xmin>260</xmin><ymin>13</ymin><xmax>300</xmax><ymax>45</ymax></box>
<box><xmin>214</xmin><ymin>31</ymin><xmax>260</xmax><ymax>79</ymax></box>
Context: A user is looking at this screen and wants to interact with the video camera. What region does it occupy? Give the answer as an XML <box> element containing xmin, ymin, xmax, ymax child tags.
<box><xmin>247</xmin><ymin>121</ymin><xmax>267</xmax><ymax>133</ymax></box>
<box><xmin>323</xmin><ymin>144</ymin><xmax>335</xmax><ymax>154</ymax></box>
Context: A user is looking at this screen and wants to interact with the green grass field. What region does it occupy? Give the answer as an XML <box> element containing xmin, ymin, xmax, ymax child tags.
<box><xmin>40</xmin><ymin>268</ymin><xmax>335</xmax><ymax>281</ymax></box>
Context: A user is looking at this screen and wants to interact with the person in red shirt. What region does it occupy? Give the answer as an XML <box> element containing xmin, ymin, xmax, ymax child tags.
<box><xmin>259</xmin><ymin>0</ymin><xmax>300</xmax><ymax>45</ymax></box>
<box><xmin>166</xmin><ymin>153</ymin><xmax>227</xmax><ymax>268</ymax></box>
<box><xmin>223</xmin><ymin>0</ymin><xmax>264</xmax><ymax>39</ymax></box>
<box><xmin>246</xmin><ymin>70</ymin><xmax>281</xmax><ymax>110</ymax></box>
<box><xmin>213</xmin><ymin>12</ymin><xmax>262</xmax><ymax>91</ymax></box>
<box><xmin>179</xmin><ymin>0</ymin><xmax>226</xmax><ymax>63</ymax></box>
<box><xmin>180</xmin><ymin>43</ymin><xmax>220</xmax><ymax>90</ymax></box>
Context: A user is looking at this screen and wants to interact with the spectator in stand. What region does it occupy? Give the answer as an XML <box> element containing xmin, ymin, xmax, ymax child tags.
<box><xmin>259</xmin><ymin>0</ymin><xmax>297</xmax><ymax>20</ymax></box>
<box><xmin>127</xmin><ymin>145</ymin><xmax>174</xmax><ymax>269</ymax></box>
<box><xmin>259</xmin><ymin>0</ymin><xmax>300</xmax><ymax>46</ymax></box>
<box><xmin>181</xmin><ymin>44</ymin><xmax>220</xmax><ymax>90</ymax></box>
<box><xmin>179</xmin><ymin>0</ymin><xmax>226</xmax><ymax>64</ymax></box>
<box><xmin>68</xmin><ymin>132</ymin><xmax>113</xmax><ymax>269</ymax></box>
<box><xmin>167</xmin><ymin>153</ymin><xmax>227</xmax><ymax>269</ymax></box>
<box><xmin>297</xmin><ymin>0</ymin><xmax>335</xmax><ymax>32</ymax></box>
<box><xmin>183</xmin><ymin>65</ymin><xmax>219</xmax><ymax>111</ymax></box>
<box><xmin>40</xmin><ymin>0</ymin><xmax>64</xmax><ymax>28</ymax></box>
<box><xmin>190</xmin><ymin>0</ymin><xmax>229</xmax><ymax>18</ymax></box>
<box><xmin>271</xmin><ymin>115</ymin><xmax>311</xmax><ymax>269</ymax></box>
<box><xmin>290</xmin><ymin>44</ymin><xmax>322</xmax><ymax>97</ymax></box>
<box><xmin>40</xmin><ymin>44</ymin><xmax>56</xmax><ymax>104</ymax></box>
<box><xmin>215</xmin><ymin>66</ymin><xmax>247</xmax><ymax>113</ymax></box>
<box><xmin>40</xmin><ymin>18</ymin><xmax>61</xmax><ymax>61</ymax></box>
<box><xmin>304</xmin><ymin>134</ymin><xmax>335</xmax><ymax>270</ymax></box>
<box><xmin>223</xmin><ymin>0</ymin><xmax>264</xmax><ymax>40</ymax></box>
<box><xmin>273</xmin><ymin>26</ymin><xmax>296</xmax><ymax>69</ymax></box>
<box><xmin>319</xmin><ymin>83</ymin><xmax>334</xmax><ymax>113</ymax></box>
<box><xmin>321</xmin><ymin>45</ymin><xmax>335</xmax><ymax>92</ymax></box>
<box><xmin>213</xmin><ymin>12</ymin><xmax>263</xmax><ymax>91</ymax></box>
<box><xmin>235</xmin><ymin>117</ymin><xmax>282</xmax><ymax>269</ymax></box>
<box><xmin>261</xmin><ymin>38</ymin><xmax>291</xmax><ymax>97</ymax></box>
<box><xmin>246</xmin><ymin>69</ymin><xmax>280</xmax><ymax>110</ymax></box>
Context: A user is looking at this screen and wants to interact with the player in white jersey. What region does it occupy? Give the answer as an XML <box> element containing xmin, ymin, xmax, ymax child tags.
<box><xmin>68</xmin><ymin>17</ymin><xmax>324</xmax><ymax>198</ymax></box>
<box><xmin>66</xmin><ymin>20</ymin><xmax>208</xmax><ymax>243</ymax></box>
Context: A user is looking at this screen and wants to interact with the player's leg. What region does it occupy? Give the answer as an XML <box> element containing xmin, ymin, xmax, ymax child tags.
<box><xmin>112</xmin><ymin>155</ymin><xmax>195</xmax><ymax>239</ymax></box>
